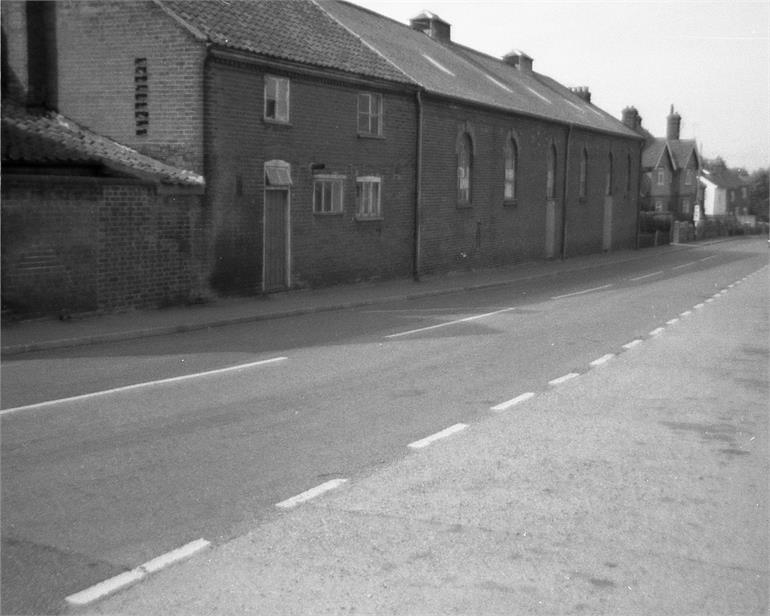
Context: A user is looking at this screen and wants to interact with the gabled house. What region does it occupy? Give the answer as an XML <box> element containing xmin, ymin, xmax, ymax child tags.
<box><xmin>700</xmin><ymin>165</ymin><xmax>753</xmax><ymax>220</ymax></box>
<box><xmin>2</xmin><ymin>0</ymin><xmax>643</xmax><ymax>310</ymax></box>
<box><xmin>628</xmin><ymin>105</ymin><xmax>700</xmax><ymax>221</ymax></box>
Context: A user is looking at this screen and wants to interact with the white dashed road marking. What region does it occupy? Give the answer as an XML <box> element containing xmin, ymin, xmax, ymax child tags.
<box><xmin>623</xmin><ymin>339</ymin><xmax>643</xmax><ymax>350</ymax></box>
<box><xmin>589</xmin><ymin>354</ymin><xmax>615</xmax><ymax>367</ymax></box>
<box><xmin>490</xmin><ymin>392</ymin><xmax>535</xmax><ymax>411</ymax></box>
<box><xmin>408</xmin><ymin>423</ymin><xmax>468</xmax><ymax>449</ymax></box>
<box><xmin>694</xmin><ymin>303</ymin><xmax>705</xmax><ymax>309</ymax></box>
<box><xmin>276</xmin><ymin>479</ymin><xmax>349</xmax><ymax>509</ymax></box>
<box><xmin>666</xmin><ymin>318</ymin><xmax>679</xmax><ymax>325</ymax></box>
<box><xmin>649</xmin><ymin>327</ymin><xmax>665</xmax><ymax>336</ymax></box>
<box><xmin>65</xmin><ymin>539</ymin><xmax>211</xmax><ymax>607</ymax></box>
<box><xmin>0</xmin><ymin>357</ymin><xmax>288</xmax><ymax>416</ymax></box>
<box><xmin>548</xmin><ymin>373</ymin><xmax>579</xmax><ymax>386</ymax></box>
<box><xmin>680</xmin><ymin>310</ymin><xmax>693</xmax><ymax>317</ymax></box>
<box><xmin>630</xmin><ymin>271</ymin><xmax>663</xmax><ymax>282</ymax></box>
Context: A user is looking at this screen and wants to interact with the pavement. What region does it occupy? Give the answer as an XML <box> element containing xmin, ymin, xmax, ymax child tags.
<box><xmin>0</xmin><ymin>241</ymin><xmax>730</xmax><ymax>357</ymax></box>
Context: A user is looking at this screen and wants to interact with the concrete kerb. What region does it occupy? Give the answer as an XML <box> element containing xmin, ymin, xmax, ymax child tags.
<box><xmin>0</xmin><ymin>243</ymin><xmax>702</xmax><ymax>357</ymax></box>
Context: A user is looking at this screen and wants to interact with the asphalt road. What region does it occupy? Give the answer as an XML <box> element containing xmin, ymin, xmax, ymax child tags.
<box><xmin>1</xmin><ymin>239</ymin><xmax>767</xmax><ymax>615</ymax></box>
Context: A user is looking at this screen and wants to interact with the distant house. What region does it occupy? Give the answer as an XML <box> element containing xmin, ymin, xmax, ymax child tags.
<box><xmin>2</xmin><ymin>0</ymin><xmax>643</xmax><ymax>314</ymax></box>
<box><xmin>700</xmin><ymin>165</ymin><xmax>753</xmax><ymax>221</ymax></box>
<box><xmin>627</xmin><ymin>105</ymin><xmax>700</xmax><ymax>221</ymax></box>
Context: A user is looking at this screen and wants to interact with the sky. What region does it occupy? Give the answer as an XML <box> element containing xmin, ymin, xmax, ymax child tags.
<box><xmin>353</xmin><ymin>0</ymin><xmax>770</xmax><ymax>172</ymax></box>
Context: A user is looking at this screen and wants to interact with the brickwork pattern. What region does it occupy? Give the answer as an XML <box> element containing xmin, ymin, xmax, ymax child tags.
<box><xmin>54</xmin><ymin>1</ymin><xmax>206</xmax><ymax>173</ymax></box>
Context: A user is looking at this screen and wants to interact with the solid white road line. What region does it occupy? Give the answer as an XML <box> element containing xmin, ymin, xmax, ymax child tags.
<box><xmin>548</xmin><ymin>373</ymin><xmax>579</xmax><ymax>386</ymax></box>
<box><xmin>589</xmin><ymin>354</ymin><xmax>615</xmax><ymax>367</ymax></box>
<box><xmin>649</xmin><ymin>327</ymin><xmax>665</xmax><ymax>336</ymax></box>
<box><xmin>275</xmin><ymin>479</ymin><xmax>349</xmax><ymax>509</ymax></box>
<box><xmin>680</xmin><ymin>310</ymin><xmax>693</xmax><ymax>317</ymax></box>
<box><xmin>385</xmin><ymin>307</ymin><xmax>515</xmax><ymax>339</ymax></box>
<box><xmin>699</xmin><ymin>255</ymin><xmax>717</xmax><ymax>262</ymax></box>
<box><xmin>65</xmin><ymin>539</ymin><xmax>210</xmax><ymax>606</ymax></box>
<box><xmin>0</xmin><ymin>357</ymin><xmax>288</xmax><ymax>416</ymax></box>
<box><xmin>630</xmin><ymin>271</ymin><xmax>663</xmax><ymax>282</ymax></box>
<box><xmin>490</xmin><ymin>392</ymin><xmax>535</xmax><ymax>411</ymax></box>
<box><xmin>622</xmin><ymin>339</ymin><xmax>643</xmax><ymax>350</ymax></box>
<box><xmin>672</xmin><ymin>261</ymin><xmax>697</xmax><ymax>270</ymax></box>
<box><xmin>551</xmin><ymin>284</ymin><xmax>612</xmax><ymax>300</ymax></box>
<box><xmin>408</xmin><ymin>423</ymin><xmax>468</xmax><ymax>449</ymax></box>
<box><xmin>666</xmin><ymin>318</ymin><xmax>679</xmax><ymax>325</ymax></box>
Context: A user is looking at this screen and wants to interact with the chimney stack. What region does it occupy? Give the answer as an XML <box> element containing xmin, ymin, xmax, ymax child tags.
<box><xmin>570</xmin><ymin>86</ymin><xmax>591</xmax><ymax>103</ymax></box>
<box><xmin>502</xmin><ymin>50</ymin><xmax>533</xmax><ymax>73</ymax></box>
<box><xmin>666</xmin><ymin>104</ymin><xmax>681</xmax><ymax>141</ymax></box>
<box><xmin>410</xmin><ymin>11</ymin><xmax>451</xmax><ymax>43</ymax></box>
<box><xmin>622</xmin><ymin>106</ymin><xmax>639</xmax><ymax>130</ymax></box>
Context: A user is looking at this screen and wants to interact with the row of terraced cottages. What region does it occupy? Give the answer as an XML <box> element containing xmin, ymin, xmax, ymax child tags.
<box><xmin>2</xmin><ymin>0</ymin><xmax>643</xmax><ymax>313</ymax></box>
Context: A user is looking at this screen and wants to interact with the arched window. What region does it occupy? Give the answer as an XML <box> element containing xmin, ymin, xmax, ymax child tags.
<box><xmin>579</xmin><ymin>148</ymin><xmax>588</xmax><ymax>199</ymax></box>
<box><xmin>457</xmin><ymin>133</ymin><xmax>472</xmax><ymax>204</ymax></box>
<box><xmin>626</xmin><ymin>153</ymin><xmax>632</xmax><ymax>193</ymax></box>
<box><xmin>546</xmin><ymin>144</ymin><xmax>557</xmax><ymax>199</ymax></box>
<box><xmin>606</xmin><ymin>152</ymin><xmax>614</xmax><ymax>196</ymax></box>
<box><xmin>504</xmin><ymin>137</ymin><xmax>518</xmax><ymax>201</ymax></box>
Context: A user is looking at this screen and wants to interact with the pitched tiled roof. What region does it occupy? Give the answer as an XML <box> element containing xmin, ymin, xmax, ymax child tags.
<box><xmin>319</xmin><ymin>0</ymin><xmax>640</xmax><ymax>138</ymax></box>
<box><xmin>642</xmin><ymin>138</ymin><xmax>699</xmax><ymax>171</ymax></box>
<box><xmin>1</xmin><ymin>102</ymin><xmax>204</xmax><ymax>186</ymax></box>
<box><xmin>701</xmin><ymin>167</ymin><xmax>749</xmax><ymax>189</ymax></box>
<box><xmin>157</xmin><ymin>0</ymin><xmax>411</xmax><ymax>84</ymax></box>
<box><xmin>159</xmin><ymin>0</ymin><xmax>638</xmax><ymax>139</ymax></box>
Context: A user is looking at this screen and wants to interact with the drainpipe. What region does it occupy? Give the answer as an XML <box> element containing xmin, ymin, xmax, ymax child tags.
<box><xmin>414</xmin><ymin>89</ymin><xmax>424</xmax><ymax>281</ymax></box>
<box><xmin>635</xmin><ymin>139</ymin><xmax>644</xmax><ymax>249</ymax></box>
<box><xmin>560</xmin><ymin>123</ymin><xmax>573</xmax><ymax>260</ymax></box>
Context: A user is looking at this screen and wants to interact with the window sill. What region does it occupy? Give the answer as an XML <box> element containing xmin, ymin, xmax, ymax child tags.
<box><xmin>357</xmin><ymin>132</ymin><xmax>385</xmax><ymax>140</ymax></box>
<box><xmin>313</xmin><ymin>211</ymin><xmax>344</xmax><ymax>216</ymax></box>
<box><xmin>355</xmin><ymin>215</ymin><xmax>384</xmax><ymax>222</ymax></box>
<box><xmin>263</xmin><ymin>118</ymin><xmax>292</xmax><ymax>127</ymax></box>
<box><xmin>503</xmin><ymin>199</ymin><xmax>518</xmax><ymax>207</ymax></box>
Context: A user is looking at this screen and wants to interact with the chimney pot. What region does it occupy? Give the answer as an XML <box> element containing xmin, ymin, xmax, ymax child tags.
<box><xmin>570</xmin><ymin>86</ymin><xmax>591</xmax><ymax>103</ymax></box>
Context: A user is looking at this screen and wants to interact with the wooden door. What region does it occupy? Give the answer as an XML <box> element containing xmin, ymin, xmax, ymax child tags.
<box><xmin>263</xmin><ymin>189</ymin><xmax>288</xmax><ymax>292</ymax></box>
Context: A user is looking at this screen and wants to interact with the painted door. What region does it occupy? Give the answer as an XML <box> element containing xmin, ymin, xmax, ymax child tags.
<box><xmin>602</xmin><ymin>196</ymin><xmax>613</xmax><ymax>251</ymax></box>
<box><xmin>263</xmin><ymin>189</ymin><xmax>288</xmax><ymax>292</ymax></box>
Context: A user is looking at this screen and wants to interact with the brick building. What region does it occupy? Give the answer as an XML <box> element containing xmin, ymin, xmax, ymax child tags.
<box><xmin>630</xmin><ymin>105</ymin><xmax>701</xmax><ymax>221</ymax></box>
<box><xmin>3</xmin><ymin>0</ymin><xmax>643</xmax><ymax>309</ymax></box>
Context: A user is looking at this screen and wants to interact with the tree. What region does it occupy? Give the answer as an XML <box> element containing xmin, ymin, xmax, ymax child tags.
<box><xmin>749</xmin><ymin>168</ymin><xmax>769</xmax><ymax>222</ymax></box>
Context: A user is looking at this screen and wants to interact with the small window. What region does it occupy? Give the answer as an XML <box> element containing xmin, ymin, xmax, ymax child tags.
<box><xmin>682</xmin><ymin>198</ymin><xmax>690</xmax><ymax>214</ymax></box>
<box><xmin>458</xmin><ymin>134</ymin><xmax>472</xmax><ymax>204</ymax></box>
<box><xmin>134</xmin><ymin>58</ymin><xmax>148</xmax><ymax>136</ymax></box>
<box><xmin>358</xmin><ymin>93</ymin><xmax>382</xmax><ymax>136</ymax></box>
<box><xmin>265</xmin><ymin>162</ymin><xmax>292</xmax><ymax>187</ymax></box>
<box><xmin>265</xmin><ymin>76</ymin><xmax>290</xmax><ymax>123</ymax></box>
<box><xmin>606</xmin><ymin>152</ymin><xmax>614</xmax><ymax>196</ymax></box>
<box><xmin>685</xmin><ymin>168</ymin><xmax>694</xmax><ymax>186</ymax></box>
<box><xmin>742</xmin><ymin>187</ymin><xmax>748</xmax><ymax>199</ymax></box>
<box><xmin>313</xmin><ymin>175</ymin><xmax>344</xmax><ymax>214</ymax></box>
<box><xmin>504</xmin><ymin>138</ymin><xmax>518</xmax><ymax>201</ymax></box>
<box><xmin>579</xmin><ymin>148</ymin><xmax>588</xmax><ymax>199</ymax></box>
<box><xmin>657</xmin><ymin>168</ymin><xmax>664</xmax><ymax>185</ymax></box>
<box><xmin>546</xmin><ymin>144</ymin><xmax>557</xmax><ymax>199</ymax></box>
<box><xmin>654</xmin><ymin>200</ymin><xmax>664</xmax><ymax>212</ymax></box>
<box><xmin>730</xmin><ymin>191</ymin><xmax>735</xmax><ymax>203</ymax></box>
<box><xmin>356</xmin><ymin>176</ymin><xmax>382</xmax><ymax>219</ymax></box>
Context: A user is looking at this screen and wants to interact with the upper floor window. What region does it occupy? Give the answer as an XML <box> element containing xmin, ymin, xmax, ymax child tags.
<box><xmin>685</xmin><ymin>168</ymin><xmax>694</xmax><ymax>185</ymax></box>
<box><xmin>265</xmin><ymin>76</ymin><xmax>290</xmax><ymax>123</ymax></box>
<box><xmin>606</xmin><ymin>152</ymin><xmax>614</xmax><ymax>196</ymax></box>
<box><xmin>357</xmin><ymin>93</ymin><xmax>382</xmax><ymax>136</ymax></box>
<box><xmin>313</xmin><ymin>175</ymin><xmax>344</xmax><ymax>214</ymax></box>
<box><xmin>682</xmin><ymin>198</ymin><xmax>691</xmax><ymax>214</ymax></box>
<box><xmin>742</xmin><ymin>187</ymin><xmax>748</xmax><ymax>199</ymax></box>
<box><xmin>657</xmin><ymin>168</ymin><xmax>665</xmax><ymax>185</ymax></box>
<box><xmin>458</xmin><ymin>133</ymin><xmax>473</xmax><ymax>204</ymax></box>
<box><xmin>579</xmin><ymin>148</ymin><xmax>588</xmax><ymax>199</ymax></box>
<box><xmin>730</xmin><ymin>190</ymin><xmax>735</xmax><ymax>203</ymax></box>
<box><xmin>356</xmin><ymin>176</ymin><xmax>382</xmax><ymax>219</ymax></box>
<box><xmin>546</xmin><ymin>144</ymin><xmax>557</xmax><ymax>199</ymax></box>
<box><xmin>504</xmin><ymin>138</ymin><xmax>518</xmax><ymax>202</ymax></box>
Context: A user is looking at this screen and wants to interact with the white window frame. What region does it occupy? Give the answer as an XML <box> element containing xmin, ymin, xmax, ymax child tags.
<box><xmin>357</xmin><ymin>93</ymin><xmax>382</xmax><ymax>136</ymax></box>
<box><xmin>657</xmin><ymin>168</ymin><xmax>664</xmax><ymax>185</ymax></box>
<box><xmin>504</xmin><ymin>139</ymin><xmax>518</xmax><ymax>202</ymax></box>
<box><xmin>264</xmin><ymin>76</ymin><xmax>290</xmax><ymax>123</ymax></box>
<box><xmin>313</xmin><ymin>175</ymin><xmax>344</xmax><ymax>214</ymax></box>
<box><xmin>685</xmin><ymin>168</ymin><xmax>694</xmax><ymax>185</ymax></box>
<box><xmin>546</xmin><ymin>145</ymin><xmax>557</xmax><ymax>200</ymax></box>
<box><xmin>356</xmin><ymin>176</ymin><xmax>382</xmax><ymax>219</ymax></box>
<box><xmin>682</xmin><ymin>198</ymin><xmax>690</xmax><ymax>214</ymax></box>
<box><xmin>457</xmin><ymin>134</ymin><xmax>472</xmax><ymax>204</ymax></box>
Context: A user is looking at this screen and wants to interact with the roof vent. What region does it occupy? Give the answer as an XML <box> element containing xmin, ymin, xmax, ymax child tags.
<box><xmin>502</xmin><ymin>50</ymin><xmax>533</xmax><ymax>72</ymax></box>
<box><xmin>570</xmin><ymin>86</ymin><xmax>591</xmax><ymax>103</ymax></box>
<box><xmin>410</xmin><ymin>11</ymin><xmax>451</xmax><ymax>43</ymax></box>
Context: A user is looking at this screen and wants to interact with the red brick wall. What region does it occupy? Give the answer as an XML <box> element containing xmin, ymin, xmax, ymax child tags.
<box><xmin>55</xmin><ymin>1</ymin><xmax>206</xmax><ymax>173</ymax></box>
<box><xmin>205</xmin><ymin>59</ymin><xmax>417</xmax><ymax>293</ymax></box>
<box><xmin>1</xmin><ymin>178</ymin><xmax>206</xmax><ymax>316</ymax></box>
